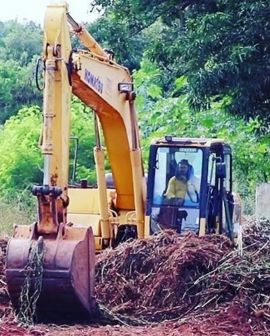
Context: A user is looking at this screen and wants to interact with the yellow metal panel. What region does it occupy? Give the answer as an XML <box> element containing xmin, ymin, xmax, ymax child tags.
<box><xmin>63</xmin><ymin>225</ymin><xmax>90</xmax><ymax>240</ymax></box>
<box><xmin>68</xmin><ymin>188</ymin><xmax>101</xmax><ymax>214</ymax></box>
<box><xmin>199</xmin><ymin>218</ymin><xmax>206</xmax><ymax>236</ymax></box>
<box><xmin>144</xmin><ymin>215</ymin><xmax>150</xmax><ymax>239</ymax></box>
<box><xmin>71</xmin><ymin>53</ymin><xmax>144</xmax><ymax>212</ymax></box>
<box><xmin>68</xmin><ymin>188</ymin><xmax>116</xmax><ymax>213</ymax></box>
<box><xmin>67</xmin><ymin>213</ymin><xmax>101</xmax><ymax>236</ymax></box>
<box><xmin>94</xmin><ymin>237</ymin><xmax>103</xmax><ymax>250</ymax></box>
<box><xmin>13</xmin><ymin>225</ymin><xmax>32</xmax><ymax>239</ymax></box>
<box><xmin>78</xmin><ymin>54</ymin><xmax>131</xmax><ymax>119</ymax></box>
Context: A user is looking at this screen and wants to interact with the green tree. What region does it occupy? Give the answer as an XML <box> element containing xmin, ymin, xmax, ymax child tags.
<box><xmin>0</xmin><ymin>106</ymin><xmax>42</xmax><ymax>199</ymax></box>
<box><xmin>174</xmin><ymin>1</ymin><xmax>270</xmax><ymax>124</ymax></box>
<box><xmin>87</xmin><ymin>13</ymin><xmax>146</xmax><ymax>70</ymax></box>
<box><xmin>89</xmin><ymin>0</ymin><xmax>192</xmax><ymax>34</ymax></box>
<box><xmin>0</xmin><ymin>20</ymin><xmax>42</xmax><ymax>66</ymax></box>
<box><xmin>0</xmin><ymin>20</ymin><xmax>43</xmax><ymax>122</ymax></box>
<box><xmin>0</xmin><ymin>59</ymin><xmax>41</xmax><ymax>123</ymax></box>
<box><xmin>0</xmin><ymin>99</ymin><xmax>98</xmax><ymax>200</ymax></box>
<box><xmin>134</xmin><ymin>58</ymin><xmax>270</xmax><ymax>211</ymax></box>
<box><xmin>91</xmin><ymin>0</ymin><xmax>270</xmax><ymax>124</ymax></box>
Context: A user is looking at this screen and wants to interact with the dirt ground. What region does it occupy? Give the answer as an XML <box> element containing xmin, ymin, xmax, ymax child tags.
<box><xmin>0</xmin><ymin>305</ymin><xmax>267</xmax><ymax>336</ymax></box>
<box><xmin>0</xmin><ymin>218</ymin><xmax>269</xmax><ymax>336</ymax></box>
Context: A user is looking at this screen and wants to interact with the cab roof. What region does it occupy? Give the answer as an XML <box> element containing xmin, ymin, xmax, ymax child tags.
<box><xmin>151</xmin><ymin>136</ymin><xmax>227</xmax><ymax>148</ymax></box>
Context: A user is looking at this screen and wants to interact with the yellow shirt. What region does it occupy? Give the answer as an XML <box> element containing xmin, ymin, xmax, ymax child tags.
<box><xmin>164</xmin><ymin>176</ymin><xmax>187</xmax><ymax>199</ymax></box>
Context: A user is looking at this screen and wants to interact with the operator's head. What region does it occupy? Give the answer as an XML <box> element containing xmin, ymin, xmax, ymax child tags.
<box><xmin>175</xmin><ymin>159</ymin><xmax>189</xmax><ymax>181</ymax></box>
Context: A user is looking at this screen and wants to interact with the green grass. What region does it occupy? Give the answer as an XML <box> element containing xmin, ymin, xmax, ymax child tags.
<box><xmin>0</xmin><ymin>197</ymin><xmax>36</xmax><ymax>236</ymax></box>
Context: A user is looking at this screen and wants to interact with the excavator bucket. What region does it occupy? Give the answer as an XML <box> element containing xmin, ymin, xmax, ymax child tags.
<box><xmin>6</xmin><ymin>224</ymin><xmax>96</xmax><ymax>321</ymax></box>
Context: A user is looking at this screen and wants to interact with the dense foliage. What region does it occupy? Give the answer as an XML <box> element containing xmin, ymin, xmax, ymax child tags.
<box><xmin>0</xmin><ymin>2</ymin><xmax>269</xmax><ymax>214</ymax></box>
<box><xmin>69</xmin><ymin>98</ymin><xmax>97</xmax><ymax>184</ymax></box>
<box><xmin>90</xmin><ymin>0</ymin><xmax>270</xmax><ymax>124</ymax></box>
<box><xmin>134</xmin><ymin>58</ymin><xmax>270</xmax><ymax>210</ymax></box>
<box><xmin>0</xmin><ymin>107</ymin><xmax>42</xmax><ymax>195</ymax></box>
<box><xmin>87</xmin><ymin>15</ymin><xmax>146</xmax><ymax>70</ymax></box>
<box><xmin>0</xmin><ymin>20</ymin><xmax>42</xmax><ymax>122</ymax></box>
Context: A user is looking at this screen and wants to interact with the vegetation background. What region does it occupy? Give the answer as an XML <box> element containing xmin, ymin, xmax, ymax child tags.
<box><xmin>0</xmin><ymin>0</ymin><xmax>269</xmax><ymax>234</ymax></box>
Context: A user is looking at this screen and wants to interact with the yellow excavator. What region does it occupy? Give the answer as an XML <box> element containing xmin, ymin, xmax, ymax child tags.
<box><xmin>5</xmin><ymin>2</ymin><xmax>241</xmax><ymax>321</ymax></box>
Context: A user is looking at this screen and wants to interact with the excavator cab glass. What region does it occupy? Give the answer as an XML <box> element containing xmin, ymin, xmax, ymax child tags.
<box><xmin>147</xmin><ymin>145</ymin><xmax>203</xmax><ymax>234</ymax></box>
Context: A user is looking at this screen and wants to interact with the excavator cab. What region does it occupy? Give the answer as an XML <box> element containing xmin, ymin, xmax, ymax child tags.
<box><xmin>146</xmin><ymin>136</ymin><xmax>241</xmax><ymax>243</ymax></box>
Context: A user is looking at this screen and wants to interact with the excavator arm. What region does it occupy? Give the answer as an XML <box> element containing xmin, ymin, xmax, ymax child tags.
<box><xmin>6</xmin><ymin>1</ymin><xmax>145</xmax><ymax>321</ymax></box>
<box><xmin>32</xmin><ymin>4</ymin><xmax>73</xmax><ymax>235</ymax></box>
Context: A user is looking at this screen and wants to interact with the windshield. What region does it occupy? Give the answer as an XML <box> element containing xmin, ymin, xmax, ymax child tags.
<box><xmin>150</xmin><ymin>146</ymin><xmax>203</xmax><ymax>235</ymax></box>
<box><xmin>153</xmin><ymin>147</ymin><xmax>202</xmax><ymax>206</ymax></box>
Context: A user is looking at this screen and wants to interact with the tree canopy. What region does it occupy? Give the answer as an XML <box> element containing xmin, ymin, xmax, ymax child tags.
<box><xmin>90</xmin><ymin>0</ymin><xmax>270</xmax><ymax>124</ymax></box>
<box><xmin>0</xmin><ymin>20</ymin><xmax>42</xmax><ymax>122</ymax></box>
<box><xmin>134</xmin><ymin>59</ymin><xmax>270</xmax><ymax>207</ymax></box>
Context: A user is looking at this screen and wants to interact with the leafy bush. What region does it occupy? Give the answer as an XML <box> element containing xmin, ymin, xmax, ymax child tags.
<box><xmin>0</xmin><ymin>106</ymin><xmax>42</xmax><ymax>199</ymax></box>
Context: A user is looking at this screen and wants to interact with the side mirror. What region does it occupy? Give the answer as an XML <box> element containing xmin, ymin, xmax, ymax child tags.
<box><xmin>216</xmin><ymin>162</ymin><xmax>226</xmax><ymax>178</ymax></box>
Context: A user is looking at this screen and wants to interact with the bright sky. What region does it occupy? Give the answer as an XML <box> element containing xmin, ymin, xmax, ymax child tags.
<box><xmin>0</xmin><ymin>0</ymin><xmax>99</xmax><ymax>25</ymax></box>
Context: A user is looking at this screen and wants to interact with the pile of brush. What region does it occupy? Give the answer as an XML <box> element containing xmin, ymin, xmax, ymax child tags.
<box><xmin>96</xmin><ymin>231</ymin><xmax>232</xmax><ymax>322</ymax></box>
<box><xmin>96</xmin><ymin>219</ymin><xmax>270</xmax><ymax>327</ymax></box>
